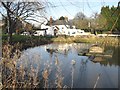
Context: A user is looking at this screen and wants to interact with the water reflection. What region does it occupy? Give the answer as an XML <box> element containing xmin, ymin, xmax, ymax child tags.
<box><xmin>19</xmin><ymin>43</ymin><xmax>119</xmax><ymax>88</ymax></box>
<box><xmin>46</xmin><ymin>43</ymin><xmax>71</xmax><ymax>56</ymax></box>
<box><xmin>53</xmin><ymin>43</ymin><xmax>119</xmax><ymax>66</ymax></box>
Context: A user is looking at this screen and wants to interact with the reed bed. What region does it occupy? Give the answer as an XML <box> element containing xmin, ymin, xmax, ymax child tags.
<box><xmin>1</xmin><ymin>43</ymin><xmax>70</xmax><ymax>89</ymax></box>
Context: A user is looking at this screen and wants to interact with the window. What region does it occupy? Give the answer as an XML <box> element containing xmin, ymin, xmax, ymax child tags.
<box><xmin>72</xmin><ymin>32</ymin><xmax>75</xmax><ymax>34</ymax></box>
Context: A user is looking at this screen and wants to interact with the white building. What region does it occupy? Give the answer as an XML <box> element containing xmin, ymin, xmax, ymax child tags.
<box><xmin>46</xmin><ymin>27</ymin><xmax>54</xmax><ymax>36</ymax></box>
<box><xmin>40</xmin><ymin>24</ymin><xmax>88</xmax><ymax>36</ymax></box>
<box><xmin>41</xmin><ymin>24</ymin><xmax>50</xmax><ymax>29</ymax></box>
<box><xmin>52</xmin><ymin>25</ymin><xmax>87</xmax><ymax>36</ymax></box>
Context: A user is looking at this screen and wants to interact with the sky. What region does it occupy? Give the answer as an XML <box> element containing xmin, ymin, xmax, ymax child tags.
<box><xmin>0</xmin><ymin>0</ymin><xmax>119</xmax><ymax>26</ymax></box>
<box><xmin>44</xmin><ymin>0</ymin><xmax>119</xmax><ymax>20</ymax></box>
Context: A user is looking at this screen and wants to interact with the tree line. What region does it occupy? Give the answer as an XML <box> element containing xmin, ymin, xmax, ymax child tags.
<box><xmin>72</xmin><ymin>1</ymin><xmax>120</xmax><ymax>33</ymax></box>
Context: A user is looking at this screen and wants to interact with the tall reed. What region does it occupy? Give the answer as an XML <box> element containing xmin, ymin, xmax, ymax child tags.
<box><xmin>1</xmin><ymin>43</ymin><xmax>40</xmax><ymax>88</ymax></box>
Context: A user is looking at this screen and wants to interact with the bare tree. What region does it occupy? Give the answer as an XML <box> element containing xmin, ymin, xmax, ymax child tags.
<box><xmin>74</xmin><ymin>12</ymin><xmax>86</xmax><ymax>20</ymax></box>
<box><xmin>91</xmin><ymin>12</ymin><xmax>99</xmax><ymax>19</ymax></box>
<box><xmin>0</xmin><ymin>1</ymin><xmax>45</xmax><ymax>44</ymax></box>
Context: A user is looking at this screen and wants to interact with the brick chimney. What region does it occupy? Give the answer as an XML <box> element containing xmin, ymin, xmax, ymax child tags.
<box><xmin>50</xmin><ymin>16</ymin><xmax>52</xmax><ymax>26</ymax></box>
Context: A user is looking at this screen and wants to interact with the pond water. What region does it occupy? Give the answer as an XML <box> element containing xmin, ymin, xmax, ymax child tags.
<box><xmin>18</xmin><ymin>43</ymin><xmax>119</xmax><ymax>88</ymax></box>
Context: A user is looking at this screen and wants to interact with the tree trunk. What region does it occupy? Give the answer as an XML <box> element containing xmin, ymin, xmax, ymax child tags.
<box><xmin>7</xmin><ymin>2</ymin><xmax>12</xmax><ymax>44</ymax></box>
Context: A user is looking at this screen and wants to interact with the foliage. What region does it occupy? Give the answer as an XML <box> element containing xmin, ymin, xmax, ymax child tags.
<box><xmin>100</xmin><ymin>3</ymin><xmax>120</xmax><ymax>31</ymax></box>
<box><xmin>72</xmin><ymin>2</ymin><xmax>120</xmax><ymax>32</ymax></box>
<box><xmin>2</xmin><ymin>35</ymin><xmax>53</xmax><ymax>50</ymax></box>
<box><xmin>59</xmin><ymin>16</ymin><xmax>65</xmax><ymax>20</ymax></box>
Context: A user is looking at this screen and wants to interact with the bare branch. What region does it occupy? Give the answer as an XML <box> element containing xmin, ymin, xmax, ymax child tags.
<box><xmin>1</xmin><ymin>2</ymin><xmax>14</xmax><ymax>15</ymax></box>
<box><xmin>25</xmin><ymin>19</ymin><xmax>42</xmax><ymax>23</ymax></box>
<box><xmin>0</xmin><ymin>11</ymin><xmax>6</xmax><ymax>18</ymax></box>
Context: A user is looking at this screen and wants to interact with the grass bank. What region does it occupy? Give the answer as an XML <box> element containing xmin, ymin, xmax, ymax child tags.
<box><xmin>52</xmin><ymin>35</ymin><xmax>119</xmax><ymax>46</ymax></box>
<box><xmin>2</xmin><ymin>34</ymin><xmax>53</xmax><ymax>50</ymax></box>
<box><xmin>2</xmin><ymin>34</ymin><xmax>119</xmax><ymax>50</ymax></box>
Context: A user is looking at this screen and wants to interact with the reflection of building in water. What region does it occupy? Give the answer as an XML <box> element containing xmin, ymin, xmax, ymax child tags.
<box><xmin>45</xmin><ymin>43</ymin><xmax>92</xmax><ymax>56</ymax></box>
<box><xmin>45</xmin><ymin>43</ymin><xmax>71</xmax><ymax>55</ymax></box>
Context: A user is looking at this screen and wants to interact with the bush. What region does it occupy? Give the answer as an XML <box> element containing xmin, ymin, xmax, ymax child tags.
<box><xmin>12</xmin><ymin>35</ymin><xmax>30</xmax><ymax>43</ymax></box>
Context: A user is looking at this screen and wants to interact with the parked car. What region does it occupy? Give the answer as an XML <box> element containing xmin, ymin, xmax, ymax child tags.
<box><xmin>33</xmin><ymin>30</ymin><xmax>45</xmax><ymax>36</ymax></box>
<box><xmin>21</xmin><ymin>32</ymin><xmax>30</xmax><ymax>35</ymax></box>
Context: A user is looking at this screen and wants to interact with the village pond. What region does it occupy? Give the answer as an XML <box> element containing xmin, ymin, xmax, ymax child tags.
<box><xmin>18</xmin><ymin>43</ymin><xmax>119</xmax><ymax>88</ymax></box>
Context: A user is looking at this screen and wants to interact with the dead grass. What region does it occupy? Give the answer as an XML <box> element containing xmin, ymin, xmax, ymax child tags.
<box><xmin>1</xmin><ymin>43</ymin><xmax>66</xmax><ymax>89</ymax></box>
<box><xmin>1</xmin><ymin>43</ymin><xmax>40</xmax><ymax>88</ymax></box>
<box><xmin>52</xmin><ymin>36</ymin><xmax>119</xmax><ymax>47</ymax></box>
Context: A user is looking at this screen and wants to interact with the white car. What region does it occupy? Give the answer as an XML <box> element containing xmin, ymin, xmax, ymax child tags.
<box><xmin>33</xmin><ymin>30</ymin><xmax>45</xmax><ymax>36</ymax></box>
<box><xmin>21</xmin><ymin>32</ymin><xmax>30</xmax><ymax>35</ymax></box>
